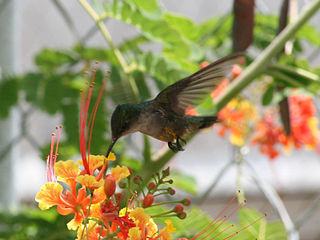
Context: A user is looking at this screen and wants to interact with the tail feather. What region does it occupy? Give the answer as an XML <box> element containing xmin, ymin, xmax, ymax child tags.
<box><xmin>199</xmin><ymin>116</ymin><xmax>219</xmax><ymax>129</ymax></box>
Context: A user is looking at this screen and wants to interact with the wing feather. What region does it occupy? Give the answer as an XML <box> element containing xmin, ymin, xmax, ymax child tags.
<box><xmin>154</xmin><ymin>52</ymin><xmax>243</xmax><ymax>115</ymax></box>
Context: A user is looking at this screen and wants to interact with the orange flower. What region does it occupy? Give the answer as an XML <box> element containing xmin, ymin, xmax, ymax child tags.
<box><xmin>111</xmin><ymin>165</ymin><xmax>131</xmax><ymax>182</ymax></box>
<box><xmin>251</xmin><ymin>114</ymin><xmax>283</xmax><ymax>160</ymax></box>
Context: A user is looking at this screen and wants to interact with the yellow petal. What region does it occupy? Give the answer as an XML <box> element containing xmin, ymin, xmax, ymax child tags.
<box><xmin>92</xmin><ymin>186</ymin><xmax>106</xmax><ymax>204</ymax></box>
<box><xmin>129</xmin><ymin>207</ymin><xmax>150</xmax><ymax>226</ymax></box>
<box><xmin>55</xmin><ymin>160</ymin><xmax>80</xmax><ymax>181</ymax></box>
<box><xmin>67</xmin><ymin>213</ymin><xmax>83</xmax><ymax>230</ymax></box>
<box><xmin>128</xmin><ymin>227</ymin><xmax>141</xmax><ymax>240</ymax></box>
<box><xmin>111</xmin><ymin>165</ymin><xmax>130</xmax><ymax>182</ymax></box>
<box><xmin>75</xmin><ymin>220</ymin><xmax>97</xmax><ymax>239</ymax></box>
<box><xmin>88</xmin><ymin>154</ymin><xmax>114</xmax><ymax>173</ymax></box>
<box><xmin>76</xmin><ymin>174</ymin><xmax>103</xmax><ymax>189</ymax></box>
<box><xmin>147</xmin><ymin>218</ymin><xmax>158</xmax><ymax>238</ymax></box>
<box><xmin>230</xmin><ymin>134</ymin><xmax>244</xmax><ymax>146</ymax></box>
<box><xmin>35</xmin><ymin>182</ymin><xmax>63</xmax><ymax>210</ymax></box>
<box><xmin>164</xmin><ymin>220</ymin><xmax>176</xmax><ymax>233</ymax></box>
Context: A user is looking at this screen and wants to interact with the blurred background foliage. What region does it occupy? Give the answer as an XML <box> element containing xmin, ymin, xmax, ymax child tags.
<box><xmin>1</xmin><ymin>0</ymin><xmax>320</xmax><ymax>239</ymax></box>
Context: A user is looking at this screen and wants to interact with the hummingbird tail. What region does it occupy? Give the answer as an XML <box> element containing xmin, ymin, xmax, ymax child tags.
<box><xmin>199</xmin><ymin>116</ymin><xmax>219</xmax><ymax>129</ymax></box>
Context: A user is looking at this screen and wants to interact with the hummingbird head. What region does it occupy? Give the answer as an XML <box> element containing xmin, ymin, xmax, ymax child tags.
<box><xmin>106</xmin><ymin>104</ymin><xmax>141</xmax><ymax>157</ymax></box>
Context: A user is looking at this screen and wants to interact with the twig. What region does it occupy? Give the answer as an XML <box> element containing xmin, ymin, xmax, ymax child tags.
<box><xmin>195</xmin><ymin>159</ymin><xmax>235</xmax><ymax>205</ymax></box>
<box><xmin>52</xmin><ymin>0</ymin><xmax>81</xmax><ymax>42</ymax></box>
<box><xmin>294</xmin><ymin>191</ymin><xmax>320</xmax><ymax>229</ymax></box>
<box><xmin>244</xmin><ymin>159</ymin><xmax>300</xmax><ymax>240</ymax></box>
<box><xmin>214</xmin><ymin>0</ymin><xmax>320</xmax><ymax>112</ymax></box>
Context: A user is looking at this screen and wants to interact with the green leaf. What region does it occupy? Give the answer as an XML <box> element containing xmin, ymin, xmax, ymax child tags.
<box><xmin>132</xmin><ymin>70</ymin><xmax>151</xmax><ymax>101</ymax></box>
<box><xmin>266</xmin><ymin>221</ymin><xmax>287</xmax><ymax>240</ymax></box>
<box><xmin>35</xmin><ymin>49</ymin><xmax>76</xmax><ymax>71</ymax></box>
<box><xmin>262</xmin><ymin>85</ymin><xmax>275</xmax><ymax>106</ymax></box>
<box><xmin>43</xmin><ymin>77</ymin><xmax>64</xmax><ymax>114</ymax></box>
<box><xmin>170</xmin><ymin>170</ymin><xmax>198</xmax><ymax>194</ymax></box>
<box><xmin>297</xmin><ymin>24</ymin><xmax>320</xmax><ymax>46</ymax></box>
<box><xmin>164</xmin><ymin>13</ymin><xmax>197</xmax><ymax>40</ymax></box>
<box><xmin>130</xmin><ymin>0</ymin><xmax>159</xmax><ymax>12</ymax></box>
<box><xmin>239</xmin><ymin>208</ymin><xmax>265</xmax><ymax>238</ymax></box>
<box><xmin>21</xmin><ymin>73</ymin><xmax>42</xmax><ymax>103</ymax></box>
<box><xmin>0</xmin><ymin>78</ymin><xmax>18</xmax><ymax>118</ymax></box>
<box><xmin>73</xmin><ymin>44</ymin><xmax>118</xmax><ymax>64</ymax></box>
<box><xmin>62</xmin><ymin>103</ymin><xmax>79</xmax><ymax>144</ymax></box>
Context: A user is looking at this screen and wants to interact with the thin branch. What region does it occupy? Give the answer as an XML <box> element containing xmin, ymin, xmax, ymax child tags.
<box><xmin>77</xmin><ymin>0</ymin><xmax>140</xmax><ymax>101</ymax></box>
<box><xmin>52</xmin><ymin>0</ymin><xmax>81</xmax><ymax>42</ymax></box>
<box><xmin>214</xmin><ymin>0</ymin><xmax>320</xmax><ymax>112</ymax></box>
<box><xmin>245</xmin><ymin>160</ymin><xmax>300</xmax><ymax>240</ymax></box>
<box><xmin>194</xmin><ymin>159</ymin><xmax>234</xmax><ymax>205</ymax></box>
<box><xmin>294</xmin><ymin>191</ymin><xmax>320</xmax><ymax>229</ymax></box>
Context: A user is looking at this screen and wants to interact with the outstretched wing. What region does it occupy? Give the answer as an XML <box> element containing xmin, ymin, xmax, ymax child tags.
<box><xmin>154</xmin><ymin>52</ymin><xmax>243</xmax><ymax>115</ymax></box>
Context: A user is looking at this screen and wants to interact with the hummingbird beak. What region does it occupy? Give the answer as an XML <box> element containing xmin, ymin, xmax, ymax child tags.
<box><xmin>105</xmin><ymin>138</ymin><xmax>118</xmax><ymax>158</ymax></box>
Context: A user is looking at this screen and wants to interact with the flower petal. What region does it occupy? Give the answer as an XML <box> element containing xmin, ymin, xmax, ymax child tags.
<box><xmin>111</xmin><ymin>165</ymin><xmax>130</xmax><ymax>182</ymax></box>
<box><xmin>35</xmin><ymin>182</ymin><xmax>63</xmax><ymax>210</ymax></box>
<box><xmin>55</xmin><ymin>160</ymin><xmax>80</xmax><ymax>181</ymax></box>
<box><xmin>128</xmin><ymin>227</ymin><xmax>141</xmax><ymax>240</ymax></box>
<box><xmin>76</xmin><ymin>174</ymin><xmax>103</xmax><ymax>189</ymax></box>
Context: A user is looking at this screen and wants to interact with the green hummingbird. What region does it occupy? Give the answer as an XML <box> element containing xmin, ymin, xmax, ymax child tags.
<box><xmin>106</xmin><ymin>53</ymin><xmax>242</xmax><ymax>156</ymax></box>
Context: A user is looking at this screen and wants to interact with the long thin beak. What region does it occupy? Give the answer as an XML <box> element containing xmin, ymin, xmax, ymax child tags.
<box><xmin>105</xmin><ymin>138</ymin><xmax>117</xmax><ymax>158</ymax></box>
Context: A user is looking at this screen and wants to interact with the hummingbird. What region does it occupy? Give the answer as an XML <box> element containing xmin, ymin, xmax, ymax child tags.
<box><xmin>106</xmin><ymin>53</ymin><xmax>243</xmax><ymax>157</ymax></box>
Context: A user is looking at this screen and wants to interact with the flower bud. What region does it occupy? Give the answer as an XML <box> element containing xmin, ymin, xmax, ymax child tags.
<box><xmin>182</xmin><ymin>198</ymin><xmax>191</xmax><ymax>206</ymax></box>
<box><xmin>174</xmin><ymin>204</ymin><xmax>184</xmax><ymax>213</ymax></box>
<box><xmin>118</xmin><ymin>180</ymin><xmax>127</xmax><ymax>189</ymax></box>
<box><xmin>143</xmin><ymin>194</ymin><xmax>154</xmax><ymax>207</ymax></box>
<box><xmin>177</xmin><ymin>212</ymin><xmax>187</xmax><ymax>219</ymax></box>
<box><xmin>127</xmin><ymin>167</ymin><xmax>133</xmax><ymax>176</ymax></box>
<box><xmin>133</xmin><ymin>175</ymin><xmax>142</xmax><ymax>184</ymax></box>
<box><xmin>168</xmin><ymin>188</ymin><xmax>175</xmax><ymax>195</ymax></box>
<box><xmin>168</xmin><ymin>179</ymin><xmax>173</xmax><ymax>184</ymax></box>
<box><xmin>148</xmin><ymin>182</ymin><xmax>156</xmax><ymax>190</ymax></box>
<box><xmin>162</xmin><ymin>167</ymin><xmax>170</xmax><ymax>177</ymax></box>
<box><xmin>104</xmin><ymin>175</ymin><xmax>116</xmax><ymax>197</ymax></box>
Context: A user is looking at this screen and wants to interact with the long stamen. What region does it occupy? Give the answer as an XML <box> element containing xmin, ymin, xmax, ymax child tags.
<box><xmin>80</xmin><ymin>89</ymin><xmax>90</xmax><ymax>173</ymax></box>
<box><xmin>53</xmin><ymin>126</ymin><xmax>62</xmax><ymax>167</ymax></box>
<box><xmin>87</xmin><ymin>71</ymin><xmax>110</xmax><ymax>159</ymax></box>
<box><xmin>201</xmin><ymin>201</ymin><xmax>245</xmax><ymax>240</ymax></box>
<box><xmin>79</xmin><ymin>67</ymin><xmax>97</xmax><ymax>174</ymax></box>
<box><xmin>191</xmin><ymin>190</ymin><xmax>240</xmax><ymax>240</ymax></box>
<box><xmin>47</xmin><ymin>132</ymin><xmax>56</xmax><ymax>182</ymax></box>
<box><xmin>222</xmin><ymin>213</ymin><xmax>267</xmax><ymax>240</ymax></box>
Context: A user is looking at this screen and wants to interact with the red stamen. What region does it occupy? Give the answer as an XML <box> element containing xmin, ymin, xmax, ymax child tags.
<box><xmin>87</xmin><ymin>72</ymin><xmax>110</xmax><ymax>160</ymax></box>
<box><xmin>209</xmin><ymin>224</ymin><xmax>234</xmax><ymax>240</ymax></box>
<box><xmin>53</xmin><ymin>126</ymin><xmax>62</xmax><ymax>167</ymax></box>
<box><xmin>191</xmin><ymin>190</ymin><xmax>240</xmax><ymax>240</ymax></box>
<box><xmin>47</xmin><ymin>132</ymin><xmax>56</xmax><ymax>182</ymax></box>
<box><xmin>79</xmin><ymin>89</ymin><xmax>89</xmax><ymax>173</ymax></box>
<box><xmin>202</xmin><ymin>202</ymin><xmax>245</xmax><ymax>240</ymax></box>
<box><xmin>222</xmin><ymin>213</ymin><xmax>267</xmax><ymax>240</ymax></box>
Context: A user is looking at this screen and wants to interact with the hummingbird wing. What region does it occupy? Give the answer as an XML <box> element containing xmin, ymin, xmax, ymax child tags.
<box><xmin>154</xmin><ymin>52</ymin><xmax>244</xmax><ymax>115</ymax></box>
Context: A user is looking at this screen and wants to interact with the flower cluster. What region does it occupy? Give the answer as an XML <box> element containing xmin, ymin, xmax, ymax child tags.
<box><xmin>251</xmin><ymin>94</ymin><xmax>320</xmax><ymax>159</ymax></box>
<box><xmin>200</xmin><ymin>62</ymin><xmax>320</xmax><ymax>160</ymax></box>
<box><xmin>35</xmin><ymin>69</ymin><xmax>188</xmax><ymax>240</ymax></box>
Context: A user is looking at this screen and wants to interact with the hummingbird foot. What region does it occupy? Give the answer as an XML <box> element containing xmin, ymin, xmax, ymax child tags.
<box><xmin>168</xmin><ymin>136</ymin><xmax>186</xmax><ymax>152</ymax></box>
<box><xmin>176</xmin><ymin>136</ymin><xmax>186</xmax><ymax>151</ymax></box>
<box><xmin>168</xmin><ymin>142</ymin><xmax>179</xmax><ymax>152</ymax></box>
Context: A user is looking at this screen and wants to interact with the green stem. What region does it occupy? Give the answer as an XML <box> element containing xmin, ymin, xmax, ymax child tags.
<box><xmin>236</xmin><ymin>147</ymin><xmax>245</xmax><ymax>204</ymax></box>
<box><xmin>214</xmin><ymin>0</ymin><xmax>320</xmax><ymax>112</ymax></box>
<box><xmin>137</xmin><ymin>0</ymin><xmax>320</xmax><ymax>192</ymax></box>
<box><xmin>77</xmin><ymin>0</ymin><xmax>140</xmax><ymax>101</ymax></box>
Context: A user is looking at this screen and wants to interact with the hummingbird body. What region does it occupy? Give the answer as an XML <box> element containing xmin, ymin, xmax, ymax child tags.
<box><xmin>106</xmin><ymin>53</ymin><xmax>242</xmax><ymax>155</ymax></box>
<box><xmin>136</xmin><ymin>101</ymin><xmax>217</xmax><ymax>142</ymax></box>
